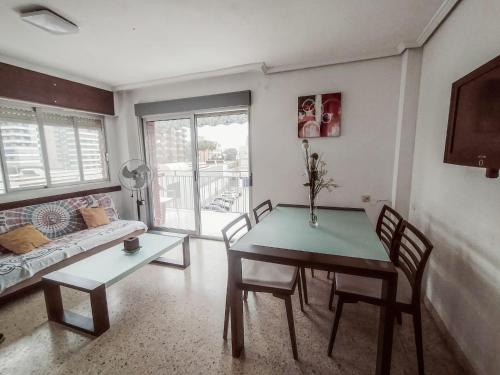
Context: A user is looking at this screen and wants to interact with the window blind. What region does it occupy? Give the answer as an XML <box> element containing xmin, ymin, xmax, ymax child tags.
<box><xmin>0</xmin><ymin>105</ymin><xmax>37</xmax><ymax>123</ymax></box>
<box><xmin>134</xmin><ymin>90</ymin><xmax>251</xmax><ymax>117</ymax></box>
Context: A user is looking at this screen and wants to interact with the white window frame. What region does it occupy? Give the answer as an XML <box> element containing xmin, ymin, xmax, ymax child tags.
<box><xmin>0</xmin><ymin>99</ymin><xmax>110</xmax><ymax>194</ymax></box>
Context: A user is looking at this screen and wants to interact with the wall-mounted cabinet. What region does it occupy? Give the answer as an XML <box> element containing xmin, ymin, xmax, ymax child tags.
<box><xmin>444</xmin><ymin>55</ymin><xmax>500</xmax><ymax>178</ymax></box>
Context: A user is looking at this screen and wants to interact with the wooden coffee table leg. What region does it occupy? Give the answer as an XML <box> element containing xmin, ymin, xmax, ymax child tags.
<box><xmin>42</xmin><ymin>273</ymin><xmax>109</xmax><ymax>337</ymax></box>
<box><xmin>44</xmin><ymin>282</ymin><xmax>64</xmax><ymax>322</ymax></box>
<box><xmin>182</xmin><ymin>236</ymin><xmax>190</xmax><ymax>268</ymax></box>
<box><xmin>153</xmin><ymin>236</ymin><xmax>191</xmax><ymax>269</ymax></box>
<box><xmin>90</xmin><ymin>285</ymin><xmax>110</xmax><ymax>335</ymax></box>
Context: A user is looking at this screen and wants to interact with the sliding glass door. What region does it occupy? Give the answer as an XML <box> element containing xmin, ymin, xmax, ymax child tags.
<box><xmin>144</xmin><ymin>109</ymin><xmax>250</xmax><ymax>238</ymax></box>
<box><xmin>195</xmin><ymin>112</ymin><xmax>250</xmax><ymax>237</ymax></box>
<box><xmin>144</xmin><ymin>117</ymin><xmax>199</xmax><ymax>233</ymax></box>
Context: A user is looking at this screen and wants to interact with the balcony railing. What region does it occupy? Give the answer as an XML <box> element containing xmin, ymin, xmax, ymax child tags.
<box><xmin>155</xmin><ymin>170</ymin><xmax>250</xmax><ymax>214</ymax></box>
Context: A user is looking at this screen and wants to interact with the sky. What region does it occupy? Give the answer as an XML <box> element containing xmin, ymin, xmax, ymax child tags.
<box><xmin>197</xmin><ymin>122</ymin><xmax>248</xmax><ymax>150</ymax></box>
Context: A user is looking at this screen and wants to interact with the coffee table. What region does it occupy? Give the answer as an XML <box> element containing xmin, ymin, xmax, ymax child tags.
<box><xmin>42</xmin><ymin>232</ymin><xmax>189</xmax><ymax>336</ymax></box>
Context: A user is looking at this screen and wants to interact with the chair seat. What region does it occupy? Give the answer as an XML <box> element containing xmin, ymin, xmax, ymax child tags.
<box><xmin>242</xmin><ymin>259</ymin><xmax>298</xmax><ymax>291</ymax></box>
<box><xmin>335</xmin><ymin>267</ymin><xmax>412</xmax><ymax>304</ymax></box>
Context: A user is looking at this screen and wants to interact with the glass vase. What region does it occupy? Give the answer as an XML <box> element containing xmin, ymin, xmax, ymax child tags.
<box><xmin>309</xmin><ymin>192</ymin><xmax>318</xmax><ymax>228</ymax></box>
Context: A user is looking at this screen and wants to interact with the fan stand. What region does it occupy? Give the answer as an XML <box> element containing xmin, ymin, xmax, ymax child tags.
<box><xmin>132</xmin><ymin>189</ymin><xmax>146</xmax><ymax>221</ymax></box>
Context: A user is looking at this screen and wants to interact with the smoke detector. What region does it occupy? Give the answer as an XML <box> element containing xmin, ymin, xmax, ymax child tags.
<box><xmin>20</xmin><ymin>9</ymin><xmax>78</xmax><ymax>35</ymax></box>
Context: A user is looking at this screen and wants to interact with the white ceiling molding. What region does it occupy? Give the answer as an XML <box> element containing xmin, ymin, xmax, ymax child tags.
<box><xmin>114</xmin><ymin>62</ymin><xmax>267</xmax><ymax>92</ymax></box>
<box><xmin>0</xmin><ymin>53</ymin><xmax>112</xmax><ymax>90</ymax></box>
<box><xmin>265</xmin><ymin>48</ymin><xmax>402</xmax><ymax>75</ymax></box>
<box><xmin>416</xmin><ymin>0</ymin><xmax>461</xmax><ymax>46</ymax></box>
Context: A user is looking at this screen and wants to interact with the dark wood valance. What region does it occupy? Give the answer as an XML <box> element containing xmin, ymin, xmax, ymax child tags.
<box><xmin>0</xmin><ymin>185</ymin><xmax>121</xmax><ymax>211</ymax></box>
<box><xmin>0</xmin><ymin>62</ymin><xmax>114</xmax><ymax>115</ymax></box>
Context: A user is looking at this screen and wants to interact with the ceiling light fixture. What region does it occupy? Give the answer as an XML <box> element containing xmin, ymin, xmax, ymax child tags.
<box><xmin>20</xmin><ymin>9</ymin><xmax>78</xmax><ymax>35</ymax></box>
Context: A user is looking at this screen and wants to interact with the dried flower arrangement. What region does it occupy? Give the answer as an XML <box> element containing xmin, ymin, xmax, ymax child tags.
<box><xmin>302</xmin><ymin>139</ymin><xmax>338</xmax><ymax>226</ymax></box>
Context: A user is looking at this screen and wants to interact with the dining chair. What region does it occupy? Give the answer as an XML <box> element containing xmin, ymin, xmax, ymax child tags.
<box><xmin>327</xmin><ymin>220</ymin><xmax>434</xmax><ymax>375</ymax></box>
<box><xmin>253</xmin><ymin>199</ymin><xmax>273</xmax><ymax>223</ymax></box>
<box><xmin>254</xmin><ymin>200</ymin><xmax>314</xmax><ymax>304</ymax></box>
<box><xmin>328</xmin><ymin>204</ymin><xmax>404</xmax><ymax>310</ymax></box>
<box><xmin>222</xmin><ymin>213</ymin><xmax>304</xmax><ymax>359</ymax></box>
<box><xmin>376</xmin><ymin>204</ymin><xmax>404</xmax><ymax>260</ymax></box>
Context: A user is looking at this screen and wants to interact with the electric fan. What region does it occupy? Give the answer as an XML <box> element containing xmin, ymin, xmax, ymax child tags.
<box><xmin>118</xmin><ymin>159</ymin><xmax>152</xmax><ymax>220</ymax></box>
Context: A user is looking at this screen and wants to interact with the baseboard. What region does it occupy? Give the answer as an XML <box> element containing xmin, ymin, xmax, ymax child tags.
<box><xmin>423</xmin><ymin>296</ymin><xmax>477</xmax><ymax>375</ymax></box>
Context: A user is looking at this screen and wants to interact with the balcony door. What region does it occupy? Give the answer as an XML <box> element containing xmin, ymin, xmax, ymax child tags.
<box><xmin>144</xmin><ymin>110</ymin><xmax>250</xmax><ymax>238</ymax></box>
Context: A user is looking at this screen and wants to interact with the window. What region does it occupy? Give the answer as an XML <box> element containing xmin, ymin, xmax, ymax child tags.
<box><xmin>0</xmin><ymin>102</ymin><xmax>108</xmax><ymax>193</ymax></box>
<box><xmin>76</xmin><ymin>117</ymin><xmax>107</xmax><ymax>181</ymax></box>
<box><xmin>43</xmin><ymin>112</ymin><xmax>80</xmax><ymax>184</ymax></box>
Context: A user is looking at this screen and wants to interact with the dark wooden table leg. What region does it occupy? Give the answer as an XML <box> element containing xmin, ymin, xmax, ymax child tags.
<box><xmin>42</xmin><ymin>273</ymin><xmax>108</xmax><ymax>336</ymax></box>
<box><xmin>90</xmin><ymin>285</ymin><xmax>110</xmax><ymax>335</ymax></box>
<box><xmin>228</xmin><ymin>252</ymin><xmax>244</xmax><ymax>357</ymax></box>
<box><xmin>375</xmin><ymin>273</ymin><xmax>398</xmax><ymax>375</ymax></box>
<box><xmin>182</xmin><ymin>235</ymin><xmax>190</xmax><ymax>268</ymax></box>
<box><xmin>153</xmin><ymin>235</ymin><xmax>191</xmax><ymax>269</ymax></box>
<box><xmin>44</xmin><ymin>282</ymin><xmax>64</xmax><ymax>322</ymax></box>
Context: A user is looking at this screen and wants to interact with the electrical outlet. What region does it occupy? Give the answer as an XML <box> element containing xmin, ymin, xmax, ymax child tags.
<box><xmin>361</xmin><ymin>195</ymin><xmax>371</xmax><ymax>203</ymax></box>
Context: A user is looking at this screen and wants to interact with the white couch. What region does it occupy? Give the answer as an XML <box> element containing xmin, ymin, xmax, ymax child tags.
<box><xmin>0</xmin><ymin>193</ymin><xmax>147</xmax><ymax>298</ymax></box>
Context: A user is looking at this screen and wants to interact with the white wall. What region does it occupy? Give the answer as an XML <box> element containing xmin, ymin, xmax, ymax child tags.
<box><xmin>410</xmin><ymin>1</ymin><xmax>500</xmax><ymax>374</ymax></box>
<box><xmin>392</xmin><ymin>48</ymin><xmax>422</xmax><ymax>217</ymax></box>
<box><xmin>117</xmin><ymin>56</ymin><xmax>403</xmax><ymax>223</ymax></box>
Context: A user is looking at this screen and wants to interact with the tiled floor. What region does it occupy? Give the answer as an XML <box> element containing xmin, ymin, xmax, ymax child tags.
<box><xmin>0</xmin><ymin>239</ymin><xmax>465</xmax><ymax>374</ymax></box>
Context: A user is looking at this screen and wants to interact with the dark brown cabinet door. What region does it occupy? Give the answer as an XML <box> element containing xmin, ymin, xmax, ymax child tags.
<box><xmin>444</xmin><ymin>55</ymin><xmax>500</xmax><ymax>175</ymax></box>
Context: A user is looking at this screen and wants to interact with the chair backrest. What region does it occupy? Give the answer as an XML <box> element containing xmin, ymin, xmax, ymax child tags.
<box><xmin>376</xmin><ymin>204</ymin><xmax>403</xmax><ymax>259</ymax></box>
<box><xmin>393</xmin><ymin>220</ymin><xmax>434</xmax><ymax>304</ymax></box>
<box><xmin>221</xmin><ymin>213</ymin><xmax>252</xmax><ymax>251</ymax></box>
<box><xmin>253</xmin><ymin>199</ymin><xmax>273</xmax><ymax>223</ymax></box>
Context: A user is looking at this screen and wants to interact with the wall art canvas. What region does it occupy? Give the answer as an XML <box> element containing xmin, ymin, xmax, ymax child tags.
<box><xmin>298</xmin><ymin>92</ymin><xmax>341</xmax><ymax>138</ymax></box>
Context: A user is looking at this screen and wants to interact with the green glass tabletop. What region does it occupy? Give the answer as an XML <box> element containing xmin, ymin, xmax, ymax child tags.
<box><xmin>58</xmin><ymin>233</ymin><xmax>183</xmax><ymax>287</ymax></box>
<box><xmin>237</xmin><ymin>206</ymin><xmax>390</xmax><ymax>262</ymax></box>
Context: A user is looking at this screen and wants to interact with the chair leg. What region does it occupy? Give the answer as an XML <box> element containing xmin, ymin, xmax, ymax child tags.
<box><xmin>311</xmin><ymin>268</ymin><xmax>315</xmax><ymax>278</ymax></box>
<box><xmin>328</xmin><ymin>278</ymin><xmax>336</xmax><ymax>311</ymax></box>
<box><xmin>396</xmin><ymin>310</ymin><xmax>402</xmax><ymax>325</ymax></box>
<box><xmin>297</xmin><ymin>274</ymin><xmax>304</xmax><ymax>312</ymax></box>
<box><xmin>327</xmin><ymin>296</ymin><xmax>344</xmax><ymax>356</ymax></box>
<box><xmin>413</xmin><ymin>307</ymin><xmax>425</xmax><ymax>375</ymax></box>
<box><xmin>284</xmin><ymin>295</ymin><xmax>298</xmax><ymax>360</ymax></box>
<box><xmin>300</xmin><ymin>267</ymin><xmax>309</xmax><ymax>305</ymax></box>
<box><xmin>223</xmin><ymin>286</ymin><xmax>230</xmax><ymax>340</ymax></box>
<box><xmin>243</xmin><ymin>290</ymin><xmax>248</xmax><ymax>301</ymax></box>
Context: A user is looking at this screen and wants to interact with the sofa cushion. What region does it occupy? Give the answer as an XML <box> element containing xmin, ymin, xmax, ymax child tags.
<box><xmin>0</xmin><ymin>225</ymin><xmax>51</xmax><ymax>254</ymax></box>
<box><xmin>0</xmin><ymin>194</ymin><xmax>119</xmax><ymax>240</ymax></box>
<box><xmin>0</xmin><ymin>220</ymin><xmax>147</xmax><ymax>293</ymax></box>
<box><xmin>80</xmin><ymin>207</ymin><xmax>110</xmax><ymax>228</ymax></box>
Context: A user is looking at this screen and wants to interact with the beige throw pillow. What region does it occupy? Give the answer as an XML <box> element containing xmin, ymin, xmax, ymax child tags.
<box><xmin>0</xmin><ymin>225</ymin><xmax>51</xmax><ymax>254</ymax></box>
<box><xmin>80</xmin><ymin>207</ymin><xmax>111</xmax><ymax>228</ymax></box>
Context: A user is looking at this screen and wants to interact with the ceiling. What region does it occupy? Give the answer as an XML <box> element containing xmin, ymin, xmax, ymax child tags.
<box><xmin>0</xmin><ymin>0</ymin><xmax>453</xmax><ymax>90</ymax></box>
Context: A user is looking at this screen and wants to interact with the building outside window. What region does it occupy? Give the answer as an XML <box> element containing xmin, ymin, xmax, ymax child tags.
<box><xmin>0</xmin><ymin>102</ymin><xmax>108</xmax><ymax>193</ymax></box>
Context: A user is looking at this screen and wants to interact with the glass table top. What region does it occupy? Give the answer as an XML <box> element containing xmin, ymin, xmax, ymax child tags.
<box><xmin>58</xmin><ymin>233</ymin><xmax>183</xmax><ymax>287</ymax></box>
<box><xmin>236</xmin><ymin>206</ymin><xmax>390</xmax><ymax>262</ymax></box>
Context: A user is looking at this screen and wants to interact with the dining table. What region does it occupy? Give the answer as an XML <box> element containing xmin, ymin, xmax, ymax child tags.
<box><xmin>228</xmin><ymin>204</ymin><xmax>398</xmax><ymax>375</ymax></box>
